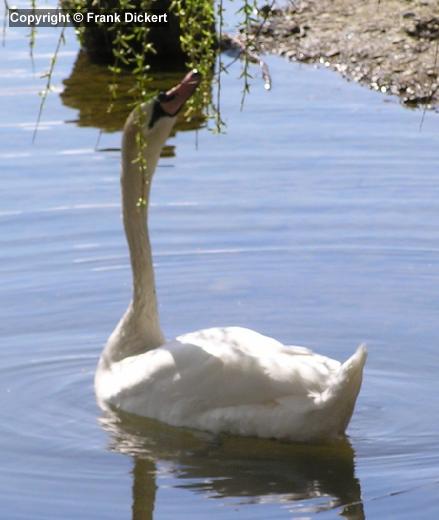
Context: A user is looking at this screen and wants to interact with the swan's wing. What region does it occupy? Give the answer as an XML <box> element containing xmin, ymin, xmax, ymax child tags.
<box><xmin>178</xmin><ymin>326</ymin><xmax>340</xmax><ymax>378</ymax></box>
<box><xmin>111</xmin><ymin>327</ymin><xmax>340</xmax><ymax>420</ymax></box>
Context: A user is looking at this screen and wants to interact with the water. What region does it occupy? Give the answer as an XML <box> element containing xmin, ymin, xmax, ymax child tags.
<box><xmin>1</xmin><ymin>14</ymin><xmax>439</xmax><ymax>520</ymax></box>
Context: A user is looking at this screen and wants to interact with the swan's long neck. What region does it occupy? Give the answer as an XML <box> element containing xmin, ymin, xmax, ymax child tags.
<box><xmin>124</xmin><ymin>131</ymin><xmax>163</xmax><ymax>330</ymax></box>
<box><xmin>104</xmin><ymin>111</ymin><xmax>175</xmax><ymax>364</ymax></box>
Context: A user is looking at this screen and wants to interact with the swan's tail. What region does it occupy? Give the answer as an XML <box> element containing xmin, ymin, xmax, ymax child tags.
<box><xmin>324</xmin><ymin>344</ymin><xmax>368</xmax><ymax>435</ymax></box>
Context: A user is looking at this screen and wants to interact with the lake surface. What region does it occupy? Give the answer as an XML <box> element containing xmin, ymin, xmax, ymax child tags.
<box><xmin>1</xmin><ymin>11</ymin><xmax>439</xmax><ymax>520</ymax></box>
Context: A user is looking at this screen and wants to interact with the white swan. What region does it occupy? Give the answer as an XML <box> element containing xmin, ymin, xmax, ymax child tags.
<box><xmin>95</xmin><ymin>70</ymin><xmax>367</xmax><ymax>442</ymax></box>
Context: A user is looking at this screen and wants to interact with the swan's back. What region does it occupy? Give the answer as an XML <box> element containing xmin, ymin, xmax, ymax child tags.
<box><xmin>96</xmin><ymin>327</ymin><xmax>366</xmax><ymax>442</ymax></box>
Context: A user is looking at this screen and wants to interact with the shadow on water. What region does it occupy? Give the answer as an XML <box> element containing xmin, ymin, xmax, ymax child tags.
<box><xmin>60</xmin><ymin>51</ymin><xmax>207</xmax><ymax>144</ymax></box>
<box><xmin>100</xmin><ymin>411</ymin><xmax>365</xmax><ymax>520</ymax></box>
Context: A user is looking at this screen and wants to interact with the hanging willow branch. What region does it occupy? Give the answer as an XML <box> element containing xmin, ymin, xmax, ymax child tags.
<box><xmin>30</xmin><ymin>1</ymin><xmax>275</xmax><ymax>141</ymax></box>
<box><xmin>33</xmin><ymin>24</ymin><xmax>66</xmax><ymax>143</ymax></box>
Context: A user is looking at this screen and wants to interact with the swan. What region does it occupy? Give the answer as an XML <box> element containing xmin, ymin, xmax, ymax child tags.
<box><xmin>95</xmin><ymin>70</ymin><xmax>367</xmax><ymax>442</ymax></box>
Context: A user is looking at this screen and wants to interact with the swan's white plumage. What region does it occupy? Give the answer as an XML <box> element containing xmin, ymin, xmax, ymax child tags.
<box><xmin>95</xmin><ymin>76</ymin><xmax>367</xmax><ymax>442</ymax></box>
<box><xmin>97</xmin><ymin>326</ymin><xmax>367</xmax><ymax>441</ymax></box>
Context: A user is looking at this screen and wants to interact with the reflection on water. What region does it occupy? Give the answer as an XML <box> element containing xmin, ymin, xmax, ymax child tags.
<box><xmin>101</xmin><ymin>411</ymin><xmax>364</xmax><ymax>520</ymax></box>
<box><xmin>61</xmin><ymin>51</ymin><xmax>207</xmax><ymax>136</ymax></box>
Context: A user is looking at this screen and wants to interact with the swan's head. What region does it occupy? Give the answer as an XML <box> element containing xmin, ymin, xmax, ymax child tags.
<box><xmin>122</xmin><ymin>69</ymin><xmax>200</xmax><ymax>198</ymax></box>
<box><xmin>136</xmin><ymin>69</ymin><xmax>201</xmax><ymax>141</ymax></box>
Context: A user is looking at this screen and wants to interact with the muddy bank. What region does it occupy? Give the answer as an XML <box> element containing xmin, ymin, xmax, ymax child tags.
<box><xmin>252</xmin><ymin>0</ymin><xmax>439</xmax><ymax>108</ymax></box>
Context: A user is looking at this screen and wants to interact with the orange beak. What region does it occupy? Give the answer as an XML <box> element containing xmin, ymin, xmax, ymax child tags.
<box><xmin>158</xmin><ymin>70</ymin><xmax>201</xmax><ymax>116</ymax></box>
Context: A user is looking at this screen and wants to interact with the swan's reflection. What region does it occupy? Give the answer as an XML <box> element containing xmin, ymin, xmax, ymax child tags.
<box><xmin>100</xmin><ymin>411</ymin><xmax>364</xmax><ymax>519</ymax></box>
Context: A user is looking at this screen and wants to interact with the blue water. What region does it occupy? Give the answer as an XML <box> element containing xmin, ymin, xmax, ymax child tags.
<box><xmin>1</xmin><ymin>10</ymin><xmax>439</xmax><ymax>520</ymax></box>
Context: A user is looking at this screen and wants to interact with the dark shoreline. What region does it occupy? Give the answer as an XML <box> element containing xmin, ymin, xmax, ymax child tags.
<box><xmin>252</xmin><ymin>0</ymin><xmax>439</xmax><ymax>109</ymax></box>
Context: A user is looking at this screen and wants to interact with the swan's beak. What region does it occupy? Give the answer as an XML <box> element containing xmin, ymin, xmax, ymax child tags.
<box><xmin>158</xmin><ymin>70</ymin><xmax>201</xmax><ymax>116</ymax></box>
